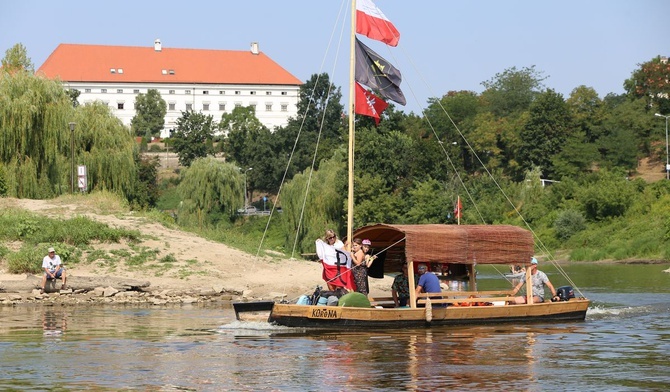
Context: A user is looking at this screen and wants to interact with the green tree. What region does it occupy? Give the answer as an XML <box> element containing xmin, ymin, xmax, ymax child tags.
<box><xmin>424</xmin><ymin>90</ymin><xmax>480</xmax><ymax>137</ymax></box>
<box><xmin>177</xmin><ymin>157</ymin><xmax>242</xmax><ymax>227</ymax></box>
<box><xmin>131</xmin><ymin>89</ymin><xmax>167</xmax><ymax>137</ymax></box>
<box><xmin>1</xmin><ymin>43</ymin><xmax>34</xmax><ymax>73</ymax></box>
<box><xmin>354</xmin><ymin>173</ymin><xmax>405</xmax><ymax>225</ymax></box>
<box><xmin>66</xmin><ymin>89</ymin><xmax>80</xmax><ymax>108</ymax></box>
<box><xmin>0</xmin><ymin>164</ymin><xmax>7</xmax><ymax>196</ymax></box>
<box><xmin>0</xmin><ymin>70</ymin><xmax>72</xmax><ymax>197</ymax></box>
<box><xmin>127</xmin><ymin>155</ymin><xmax>159</xmax><ymax>209</ymax></box>
<box><xmin>171</xmin><ymin>111</ymin><xmax>216</xmax><ymax>167</ymax></box>
<box><xmin>480</xmin><ymin>65</ymin><xmax>547</xmax><ymax>117</ymax></box>
<box><xmin>567</xmin><ymin>85</ymin><xmax>605</xmax><ymax>143</ymax></box>
<box><xmin>279</xmin><ymin>151</ymin><xmax>346</xmax><ymax>255</ymax></box>
<box><xmin>403</xmin><ymin>178</ymin><xmax>453</xmax><ymax>224</ymax></box>
<box><xmin>272</xmin><ymin>73</ymin><xmax>345</xmax><ymax>181</ymax></box>
<box><xmin>578</xmin><ymin>170</ymin><xmax>637</xmax><ymax>221</ymax></box>
<box><xmin>624</xmin><ymin>56</ymin><xmax>670</xmax><ymax>115</ymax></box>
<box><xmin>552</xmin><ymin>134</ymin><xmax>599</xmax><ymax>178</ymax></box>
<box><xmin>554</xmin><ymin>209</ymin><xmax>586</xmax><ymax>241</ymax></box>
<box><xmin>518</xmin><ymin>89</ymin><xmax>573</xmax><ymax>179</ymax></box>
<box><xmin>356</xmin><ymin>128</ymin><xmax>415</xmax><ymax>190</ymax></box>
<box><xmin>220</xmin><ymin>106</ymin><xmax>276</xmax><ymax>195</ymax></box>
<box><xmin>73</xmin><ymin>102</ymin><xmax>139</xmax><ymax>198</ymax></box>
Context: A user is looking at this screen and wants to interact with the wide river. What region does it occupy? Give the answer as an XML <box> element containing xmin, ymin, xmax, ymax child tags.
<box><xmin>1</xmin><ymin>263</ymin><xmax>668</xmax><ymax>391</ymax></box>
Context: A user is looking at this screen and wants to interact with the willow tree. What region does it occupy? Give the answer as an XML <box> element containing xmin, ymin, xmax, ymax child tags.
<box><xmin>176</xmin><ymin>157</ymin><xmax>243</xmax><ymax>227</ymax></box>
<box><xmin>73</xmin><ymin>102</ymin><xmax>138</xmax><ymax>197</ymax></box>
<box><xmin>0</xmin><ymin>70</ymin><xmax>72</xmax><ymax>197</ymax></box>
<box><xmin>0</xmin><ymin>68</ymin><xmax>138</xmax><ymax>198</ymax></box>
<box><xmin>280</xmin><ymin>150</ymin><xmax>346</xmax><ymax>256</ymax></box>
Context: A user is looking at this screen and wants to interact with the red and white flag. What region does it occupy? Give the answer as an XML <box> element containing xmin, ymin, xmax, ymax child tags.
<box><xmin>356</xmin><ymin>0</ymin><xmax>400</xmax><ymax>47</ymax></box>
<box><xmin>355</xmin><ymin>82</ymin><xmax>388</xmax><ymax>125</ymax></box>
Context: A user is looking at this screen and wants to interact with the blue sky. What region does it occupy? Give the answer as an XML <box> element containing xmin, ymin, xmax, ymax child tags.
<box><xmin>1</xmin><ymin>0</ymin><xmax>668</xmax><ymax>114</ymax></box>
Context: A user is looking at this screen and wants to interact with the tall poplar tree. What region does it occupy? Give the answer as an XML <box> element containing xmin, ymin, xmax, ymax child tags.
<box><xmin>131</xmin><ymin>89</ymin><xmax>166</xmax><ymax>137</ymax></box>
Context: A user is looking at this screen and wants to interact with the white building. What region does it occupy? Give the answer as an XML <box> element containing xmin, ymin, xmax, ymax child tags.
<box><xmin>37</xmin><ymin>40</ymin><xmax>303</xmax><ymax>136</ymax></box>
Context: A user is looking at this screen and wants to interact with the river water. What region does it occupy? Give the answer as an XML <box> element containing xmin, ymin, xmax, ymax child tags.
<box><xmin>1</xmin><ymin>263</ymin><xmax>669</xmax><ymax>391</ymax></box>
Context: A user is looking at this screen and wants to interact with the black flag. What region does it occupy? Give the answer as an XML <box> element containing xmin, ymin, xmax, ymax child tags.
<box><xmin>354</xmin><ymin>38</ymin><xmax>406</xmax><ymax>106</ymax></box>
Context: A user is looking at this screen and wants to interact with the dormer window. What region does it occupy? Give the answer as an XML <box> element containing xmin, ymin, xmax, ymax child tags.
<box><xmin>110</xmin><ymin>68</ymin><xmax>116</xmax><ymax>74</ymax></box>
<box><xmin>118</xmin><ymin>68</ymin><xmax>123</xmax><ymax>74</ymax></box>
<box><xmin>168</xmin><ymin>69</ymin><xmax>175</xmax><ymax>75</ymax></box>
<box><xmin>161</xmin><ymin>69</ymin><xmax>167</xmax><ymax>75</ymax></box>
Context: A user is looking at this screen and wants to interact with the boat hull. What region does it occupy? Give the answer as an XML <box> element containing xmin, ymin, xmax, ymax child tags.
<box><xmin>268</xmin><ymin>299</ymin><xmax>590</xmax><ymax>329</ymax></box>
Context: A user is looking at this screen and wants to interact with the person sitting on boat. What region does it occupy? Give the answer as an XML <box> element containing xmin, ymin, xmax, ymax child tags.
<box><xmin>415</xmin><ymin>263</ymin><xmax>444</xmax><ymax>306</ymax></box>
<box><xmin>392</xmin><ymin>262</ymin><xmax>417</xmax><ymax>307</ymax></box>
<box><xmin>349</xmin><ymin>238</ymin><xmax>376</xmax><ymax>296</ymax></box>
<box><xmin>511</xmin><ymin>264</ymin><xmax>525</xmax><ymax>275</ymax></box>
<box><xmin>316</xmin><ymin>229</ymin><xmax>355</xmax><ymax>292</ymax></box>
<box><xmin>511</xmin><ymin>258</ymin><xmax>559</xmax><ymax>304</ymax></box>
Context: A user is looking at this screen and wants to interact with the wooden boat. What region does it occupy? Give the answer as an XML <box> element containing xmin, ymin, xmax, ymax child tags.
<box><xmin>235</xmin><ymin>223</ymin><xmax>589</xmax><ymax>328</ymax></box>
<box><xmin>234</xmin><ymin>0</ymin><xmax>590</xmax><ymax>328</ymax></box>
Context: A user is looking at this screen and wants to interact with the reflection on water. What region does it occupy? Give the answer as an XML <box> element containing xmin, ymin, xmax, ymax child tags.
<box><xmin>42</xmin><ymin>309</ymin><xmax>67</xmax><ymax>337</ymax></box>
<box><xmin>0</xmin><ymin>264</ymin><xmax>669</xmax><ymax>391</ymax></box>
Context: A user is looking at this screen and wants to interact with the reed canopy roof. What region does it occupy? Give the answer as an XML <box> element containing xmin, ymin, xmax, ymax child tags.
<box><xmin>353</xmin><ymin>224</ymin><xmax>534</xmax><ymax>266</ymax></box>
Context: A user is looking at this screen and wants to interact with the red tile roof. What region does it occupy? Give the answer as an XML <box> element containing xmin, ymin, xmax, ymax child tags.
<box><xmin>37</xmin><ymin>43</ymin><xmax>303</xmax><ymax>86</ymax></box>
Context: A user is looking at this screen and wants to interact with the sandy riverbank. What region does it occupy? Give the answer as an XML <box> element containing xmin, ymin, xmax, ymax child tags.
<box><xmin>0</xmin><ymin>197</ymin><xmax>393</xmax><ymax>302</ymax></box>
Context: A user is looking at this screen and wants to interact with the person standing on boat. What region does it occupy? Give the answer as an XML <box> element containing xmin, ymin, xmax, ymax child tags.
<box><xmin>392</xmin><ymin>262</ymin><xmax>417</xmax><ymax>307</ymax></box>
<box><xmin>511</xmin><ymin>258</ymin><xmax>559</xmax><ymax>304</ymax></box>
<box><xmin>350</xmin><ymin>238</ymin><xmax>376</xmax><ymax>295</ymax></box>
<box><xmin>316</xmin><ymin>229</ymin><xmax>355</xmax><ymax>292</ymax></box>
<box><xmin>415</xmin><ymin>263</ymin><xmax>442</xmax><ymax>305</ymax></box>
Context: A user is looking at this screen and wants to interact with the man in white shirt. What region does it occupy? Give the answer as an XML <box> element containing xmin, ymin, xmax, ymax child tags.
<box><xmin>41</xmin><ymin>247</ymin><xmax>67</xmax><ymax>293</ymax></box>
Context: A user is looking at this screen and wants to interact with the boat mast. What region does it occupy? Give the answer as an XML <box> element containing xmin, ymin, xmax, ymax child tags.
<box><xmin>347</xmin><ymin>0</ymin><xmax>357</xmax><ymax>244</ymax></box>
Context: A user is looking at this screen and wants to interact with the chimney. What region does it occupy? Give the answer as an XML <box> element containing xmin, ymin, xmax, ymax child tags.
<box><xmin>154</xmin><ymin>39</ymin><xmax>162</xmax><ymax>52</ymax></box>
<box><xmin>250</xmin><ymin>42</ymin><xmax>259</xmax><ymax>55</ymax></box>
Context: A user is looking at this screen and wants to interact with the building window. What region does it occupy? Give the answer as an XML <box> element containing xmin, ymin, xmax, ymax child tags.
<box><xmin>250</xmin><ymin>104</ymin><xmax>256</xmax><ymax>111</ymax></box>
<box><xmin>219</xmin><ymin>91</ymin><xmax>225</xmax><ymax>95</ymax></box>
<box><xmin>84</xmin><ymin>88</ymin><xmax>91</xmax><ymax>93</ymax></box>
<box><xmin>186</xmin><ymin>103</ymin><xmax>192</xmax><ymax>111</ymax></box>
<box><xmin>235</xmin><ymin>91</ymin><xmax>241</xmax><ymax>95</ymax></box>
<box><xmin>266</xmin><ymin>91</ymin><xmax>272</xmax><ymax>95</ymax></box>
<box><xmin>168</xmin><ymin>69</ymin><xmax>175</xmax><ymax>75</ymax></box>
<box><xmin>117</xmin><ymin>103</ymin><xmax>124</xmax><ymax>110</ymax></box>
<box><xmin>219</xmin><ymin>103</ymin><xmax>226</xmax><ymax>111</ymax></box>
<box><xmin>250</xmin><ymin>91</ymin><xmax>256</xmax><ymax>95</ymax></box>
<box><xmin>169</xmin><ymin>90</ymin><xmax>175</xmax><ymax>94</ymax></box>
<box><xmin>281</xmin><ymin>91</ymin><xmax>287</xmax><ymax>95</ymax></box>
<box><xmin>265</xmin><ymin>104</ymin><xmax>272</xmax><ymax>111</ymax></box>
<box><xmin>110</xmin><ymin>68</ymin><xmax>116</xmax><ymax>74</ymax></box>
<box><xmin>117</xmin><ymin>89</ymin><xmax>123</xmax><ymax>93</ymax></box>
<box><xmin>185</xmin><ymin>90</ymin><xmax>191</xmax><ymax>95</ymax></box>
<box><xmin>203</xmin><ymin>90</ymin><xmax>209</xmax><ymax>95</ymax></box>
<box><xmin>203</xmin><ymin>103</ymin><xmax>210</xmax><ymax>111</ymax></box>
<box><xmin>235</xmin><ymin>103</ymin><xmax>242</xmax><ymax>108</ymax></box>
<box><xmin>133</xmin><ymin>89</ymin><xmax>140</xmax><ymax>94</ymax></box>
<box><xmin>168</xmin><ymin>103</ymin><xmax>176</xmax><ymax>111</ymax></box>
<box><xmin>281</xmin><ymin>104</ymin><xmax>288</xmax><ymax>112</ymax></box>
<box><xmin>101</xmin><ymin>89</ymin><xmax>107</xmax><ymax>93</ymax></box>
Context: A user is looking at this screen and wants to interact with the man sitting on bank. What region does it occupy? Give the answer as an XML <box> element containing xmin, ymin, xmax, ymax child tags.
<box><xmin>41</xmin><ymin>247</ymin><xmax>67</xmax><ymax>293</ymax></box>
